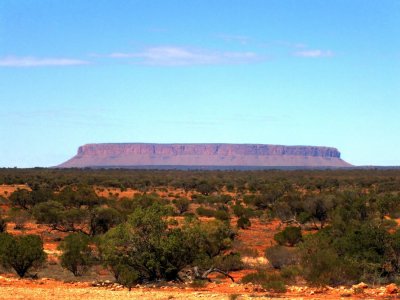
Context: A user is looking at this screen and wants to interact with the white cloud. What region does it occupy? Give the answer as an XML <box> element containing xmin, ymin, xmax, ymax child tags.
<box><xmin>0</xmin><ymin>56</ymin><xmax>90</xmax><ymax>67</ymax></box>
<box><xmin>294</xmin><ymin>49</ymin><xmax>334</xmax><ymax>58</ymax></box>
<box><xmin>107</xmin><ymin>46</ymin><xmax>261</xmax><ymax>66</ymax></box>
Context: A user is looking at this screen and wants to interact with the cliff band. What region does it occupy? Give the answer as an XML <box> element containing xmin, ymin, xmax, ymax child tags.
<box><xmin>58</xmin><ymin>143</ymin><xmax>352</xmax><ymax>168</ymax></box>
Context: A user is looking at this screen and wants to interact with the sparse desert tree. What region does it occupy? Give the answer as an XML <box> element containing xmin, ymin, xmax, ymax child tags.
<box><xmin>0</xmin><ymin>233</ymin><xmax>46</xmax><ymax>278</ymax></box>
<box><xmin>9</xmin><ymin>188</ymin><xmax>33</xmax><ymax>209</ymax></box>
<box><xmin>33</xmin><ymin>200</ymin><xmax>89</xmax><ymax>234</ymax></box>
<box><xmin>274</xmin><ymin>226</ymin><xmax>302</xmax><ymax>247</ymax></box>
<box><xmin>172</xmin><ymin>197</ymin><xmax>190</xmax><ymax>215</ymax></box>
<box><xmin>89</xmin><ymin>207</ymin><xmax>122</xmax><ymax>236</ymax></box>
<box><xmin>237</xmin><ymin>216</ymin><xmax>251</xmax><ymax>229</ymax></box>
<box><xmin>59</xmin><ymin>233</ymin><xmax>94</xmax><ymax>276</ymax></box>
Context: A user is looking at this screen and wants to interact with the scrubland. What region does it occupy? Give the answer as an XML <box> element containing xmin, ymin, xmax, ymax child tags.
<box><xmin>1</xmin><ymin>168</ymin><xmax>400</xmax><ymax>299</ymax></box>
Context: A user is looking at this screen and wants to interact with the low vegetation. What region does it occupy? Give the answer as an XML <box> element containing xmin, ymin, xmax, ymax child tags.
<box><xmin>1</xmin><ymin>168</ymin><xmax>400</xmax><ymax>291</ymax></box>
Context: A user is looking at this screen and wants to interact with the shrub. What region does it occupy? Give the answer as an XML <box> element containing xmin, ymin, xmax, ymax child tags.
<box><xmin>215</xmin><ymin>209</ymin><xmax>230</xmax><ymax>221</ymax></box>
<box><xmin>196</xmin><ymin>206</ymin><xmax>215</xmax><ymax>217</ymax></box>
<box><xmin>9</xmin><ymin>208</ymin><xmax>30</xmax><ymax>230</ymax></box>
<box><xmin>89</xmin><ymin>207</ymin><xmax>122</xmax><ymax>236</ymax></box>
<box><xmin>9</xmin><ymin>189</ymin><xmax>32</xmax><ymax>209</ymax></box>
<box><xmin>100</xmin><ymin>205</ymin><xmax>197</xmax><ymax>283</ymax></box>
<box><xmin>0</xmin><ymin>233</ymin><xmax>46</xmax><ymax>278</ymax></box>
<box><xmin>59</xmin><ymin>233</ymin><xmax>94</xmax><ymax>276</ymax></box>
<box><xmin>273</xmin><ymin>226</ymin><xmax>302</xmax><ymax>247</ymax></box>
<box><xmin>172</xmin><ymin>198</ymin><xmax>190</xmax><ymax>215</ymax></box>
<box><xmin>237</xmin><ymin>216</ymin><xmax>251</xmax><ymax>229</ymax></box>
<box><xmin>265</xmin><ymin>245</ymin><xmax>299</xmax><ymax>269</ymax></box>
<box><xmin>280</xmin><ymin>265</ymin><xmax>301</xmax><ymax>283</ymax></box>
<box><xmin>99</xmin><ymin>206</ymin><xmax>236</xmax><ymax>286</ymax></box>
<box><xmin>214</xmin><ymin>252</ymin><xmax>243</xmax><ymax>272</ymax></box>
<box><xmin>299</xmin><ymin>230</ymin><xmax>358</xmax><ymax>286</ymax></box>
<box><xmin>241</xmin><ymin>271</ymin><xmax>286</xmax><ymax>293</ymax></box>
<box><xmin>112</xmin><ymin>264</ymin><xmax>139</xmax><ymax>290</ymax></box>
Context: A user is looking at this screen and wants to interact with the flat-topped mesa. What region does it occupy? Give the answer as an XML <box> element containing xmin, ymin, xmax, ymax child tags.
<box><xmin>58</xmin><ymin>143</ymin><xmax>352</xmax><ymax>168</ymax></box>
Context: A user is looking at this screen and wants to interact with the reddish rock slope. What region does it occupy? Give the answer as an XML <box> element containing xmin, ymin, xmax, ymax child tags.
<box><xmin>58</xmin><ymin>143</ymin><xmax>352</xmax><ymax>168</ymax></box>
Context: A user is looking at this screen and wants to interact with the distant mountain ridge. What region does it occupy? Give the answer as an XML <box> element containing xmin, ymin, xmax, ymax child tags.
<box><xmin>57</xmin><ymin>143</ymin><xmax>352</xmax><ymax>168</ymax></box>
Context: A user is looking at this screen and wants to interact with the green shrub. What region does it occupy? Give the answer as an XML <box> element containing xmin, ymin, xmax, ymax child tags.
<box><xmin>9</xmin><ymin>189</ymin><xmax>33</xmax><ymax>209</ymax></box>
<box><xmin>265</xmin><ymin>245</ymin><xmax>299</xmax><ymax>269</ymax></box>
<box><xmin>196</xmin><ymin>206</ymin><xmax>215</xmax><ymax>217</ymax></box>
<box><xmin>0</xmin><ymin>233</ymin><xmax>46</xmax><ymax>278</ymax></box>
<box><xmin>280</xmin><ymin>265</ymin><xmax>300</xmax><ymax>283</ymax></box>
<box><xmin>215</xmin><ymin>209</ymin><xmax>230</xmax><ymax>221</ymax></box>
<box><xmin>100</xmin><ymin>205</ymin><xmax>236</xmax><ymax>287</ymax></box>
<box><xmin>113</xmin><ymin>264</ymin><xmax>140</xmax><ymax>290</ymax></box>
<box><xmin>89</xmin><ymin>207</ymin><xmax>122</xmax><ymax>236</ymax></box>
<box><xmin>214</xmin><ymin>252</ymin><xmax>243</xmax><ymax>272</ymax></box>
<box><xmin>237</xmin><ymin>216</ymin><xmax>251</xmax><ymax>229</ymax></box>
<box><xmin>172</xmin><ymin>198</ymin><xmax>190</xmax><ymax>214</ymax></box>
<box><xmin>241</xmin><ymin>271</ymin><xmax>286</xmax><ymax>293</ymax></box>
<box><xmin>59</xmin><ymin>233</ymin><xmax>94</xmax><ymax>276</ymax></box>
<box><xmin>274</xmin><ymin>226</ymin><xmax>302</xmax><ymax>247</ymax></box>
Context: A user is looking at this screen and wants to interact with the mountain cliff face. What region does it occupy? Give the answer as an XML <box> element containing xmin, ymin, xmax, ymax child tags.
<box><xmin>58</xmin><ymin>143</ymin><xmax>352</xmax><ymax>168</ymax></box>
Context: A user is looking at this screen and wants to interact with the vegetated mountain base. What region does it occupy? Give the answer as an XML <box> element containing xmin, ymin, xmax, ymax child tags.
<box><xmin>2</xmin><ymin>168</ymin><xmax>400</xmax><ymax>299</ymax></box>
<box><xmin>58</xmin><ymin>143</ymin><xmax>352</xmax><ymax>168</ymax></box>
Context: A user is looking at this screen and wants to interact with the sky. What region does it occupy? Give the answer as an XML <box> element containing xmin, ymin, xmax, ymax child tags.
<box><xmin>0</xmin><ymin>0</ymin><xmax>399</xmax><ymax>167</ymax></box>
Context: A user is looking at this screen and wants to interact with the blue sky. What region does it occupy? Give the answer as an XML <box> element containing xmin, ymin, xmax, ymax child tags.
<box><xmin>0</xmin><ymin>0</ymin><xmax>399</xmax><ymax>167</ymax></box>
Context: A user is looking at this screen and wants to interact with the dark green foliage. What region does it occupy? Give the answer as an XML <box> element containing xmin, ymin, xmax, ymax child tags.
<box><xmin>196</xmin><ymin>182</ymin><xmax>216</xmax><ymax>195</ymax></box>
<box><xmin>59</xmin><ymin>233</ymin><xmax>94</xmax><ymax>276</ymax></box>
<box><xmin>274</xmin><ymin>226</ymin><xmax>302</xmax><ymax>247</ymax></box>
<box><xmin>99</xmin><ymin>205</ymin><xmax>193</xmax><ymax>283</ymax></box>
<box><xmin>214</xmin><ymin>252</ymin><xmax>243</xmax><ymax>272</ymax></box>
<box><xmin>300</xmin><ymin>222</ymin><xmax>400</xmax><ymax>285</ymax></box>
<box><xmin>0</xmin><ymin>233</ymin><xmax>46</xmax><ymax>278</ymax></box>
<box><xmin>196</xmin><ymin>206</ymin><xmax>215</xmax><ymax>217</ymax></box>
<box><xmin>30</xmin><ymin>184</ymin><xmax>54</xmax><ymax>205</ymax></box>
<box><xmin>57</xmin><ymin>185</ymin><xmax>102</xmax><ymax>208</ymax></box>
<box><xmin>299</xmin><ymin>230</ymin><xmax>356</xmax><ymax>285</ymax></box>
<box><xmin>9</xmin><ymin>188</ymin><xmax>32</xmax><ymax>209</ymax></box>
<box><xmin>32</xmin><ymin>200</ymin><xmax>88</xmax><ymax>233</ymax></box>
<box><xmin>265</xmin><ymin>246</ymin><xmax>299</xmax><ymax>269</ymax></box>
<box><xmin>172</xmin><ymin>197</ymin><xmax>190</xmax><ymax>214</ymax></box>
<box><xmin>112</xmin><ymin>264</ymin><xmax>139</xmax><ymax>290</ymax></box>
<box><xmin>237</xmin><ymin>216</ymin><xmax>251</xmax><ymax>229</ymax></box>
<box><xmin>89</xmin><ymin>207</ymin><xmax>122</xmax><ymax>236</ymax></box>
<box><xmin>99</xmin><ymin>205</ymin><xmax>236</xmax><ymax>286</ymax></box>
<box><xmin>8</xmin><ymin>208</ymin><xmax>30</xmax><ymax>230</ymax></box>
<box><xmin>214</xmin><ymin>209</ymin><xmax>230</xmax><ymax>221</ymax></box>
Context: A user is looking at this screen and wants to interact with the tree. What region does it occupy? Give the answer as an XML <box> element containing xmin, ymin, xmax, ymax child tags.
<box><xmin>99</xmin><ymin>205</ymin><xmax>191</xmax><ymax>283</ymax></box>
<box><xmin>33</xmin><ymin>201</ymin><xmax>88</xmax><ymax>234</ymax></box>
<box><xmin>89</xmin><ymin>207</ymin><xmax>122</xmax><ymax>236</ymax></box>
<box><xmin>274</xmin><ymin>226</ymin><xmax>302</xmax><ymax>247</ymax></box>
<box><xmin>99</xmin><ymin>205</ymin><xmax>236</xmax><ymax>286</ymax></box>
<box><xmin>57</xmin><ymin>185</ymin><xmax>102</xmax><ymax>208</ymax></box>
<box><xmin>59</xmin><ymin>233</ymin><xmax>93</xmax><ymax>276</ymax></box>
<box><xmin>172</xmin><ymin>198</ymin><xmax>190</xmax><ymax>215</ymax></box>
<box><xmin>237</xmin><ymin>216</ymin><xmax>251</xmax><ymax>229</ymax></box>
<box><xmin>9</xmin><ymin>188</ymin><xmax>32</xmax><ymax>209</ymax></box>
<box><xmin>0</xmin><ymin>233</ymin><xmax>46</xmax><ymax>278</ymax></box>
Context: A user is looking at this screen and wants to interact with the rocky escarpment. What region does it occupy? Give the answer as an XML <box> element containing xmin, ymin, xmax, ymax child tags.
<box><xmin>57</xmin><ymin>143</ymin><xmax>352</xmax><ymax>168</ymax></box>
